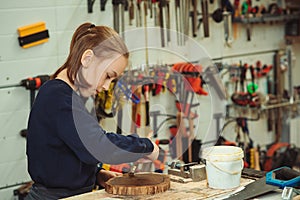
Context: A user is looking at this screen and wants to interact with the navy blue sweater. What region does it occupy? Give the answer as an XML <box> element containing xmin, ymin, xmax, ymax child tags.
<box><xmin>26</xmin><ymin>79</ymin><xmax>153</xmax><ymax>190</ymax></box>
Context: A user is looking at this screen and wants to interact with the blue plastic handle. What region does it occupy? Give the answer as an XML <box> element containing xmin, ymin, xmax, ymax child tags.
<box><xmin>266</xmin><ymin>166</ymin><xmax>300</xmax><ymax>189</ymax></box>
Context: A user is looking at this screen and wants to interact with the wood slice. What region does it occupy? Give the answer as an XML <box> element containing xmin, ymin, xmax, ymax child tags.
<box><xmin>105</xmin><ymin>172</ymin><xmax>170</xmax><ymax>196</ymax></box>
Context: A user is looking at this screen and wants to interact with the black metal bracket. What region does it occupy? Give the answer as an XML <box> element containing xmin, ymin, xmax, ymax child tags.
<box><xmin>87</xmin><ymin>0</ymin><xmax>96</xmax><ymax>13</ymax></box>
<box><xmin>88</xmin><ymin>0</ymin><xmax>108</xmax><ymax>13</ymax></box>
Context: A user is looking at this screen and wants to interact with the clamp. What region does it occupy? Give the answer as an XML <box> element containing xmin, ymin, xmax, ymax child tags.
<box><xmin>282</xmin><ymin>187</ymin><xmax>300</xmax><ymax>200</ymax></box>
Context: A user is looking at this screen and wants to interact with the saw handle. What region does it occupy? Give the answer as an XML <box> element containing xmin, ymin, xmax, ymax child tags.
<box><xmin>266</xmin><ymin>166</ymin><xmax>300</xmax><ymax>189</ymax></box>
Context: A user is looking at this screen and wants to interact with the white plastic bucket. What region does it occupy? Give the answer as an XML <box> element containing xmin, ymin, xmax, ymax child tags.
<box><xmin>202</xmin><ymin>145</ymin><xmax>244</xmax><ymax>189</ymax></box>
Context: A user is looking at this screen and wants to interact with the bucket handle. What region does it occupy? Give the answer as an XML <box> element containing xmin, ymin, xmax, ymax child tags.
<box><xmin>208</xmin><ymin>160</ymin><xmax>244</xmax><ymax>175</ymax></box>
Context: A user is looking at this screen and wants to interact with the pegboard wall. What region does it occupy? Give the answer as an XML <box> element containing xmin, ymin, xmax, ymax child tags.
<box><xmin>0</xmin><ymin>0</ymin><xmax>299</xmax><ymax>199</ymax></box>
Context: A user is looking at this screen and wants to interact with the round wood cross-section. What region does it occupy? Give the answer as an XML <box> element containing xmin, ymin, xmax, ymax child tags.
<box><xmin>105</xmin><ymin>172</ymin><xmax>170</xmax><ymax>196</ymax></box>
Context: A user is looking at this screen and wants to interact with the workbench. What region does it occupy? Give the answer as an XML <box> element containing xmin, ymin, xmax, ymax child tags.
<box><xmin>62</xmin><ymin>177</ymin><xmax>253</xmax><ymax>200</ymax></box>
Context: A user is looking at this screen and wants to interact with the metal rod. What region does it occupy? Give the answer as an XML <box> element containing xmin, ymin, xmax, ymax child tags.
<box><xmin>121</xmin><ymin>3</ymin><xmax>125</xmax><ymax>38</ymax></box>
<box><xmin>0</xmin><ymin>84</ymin><xmax>21</xmax><ymax>90</ymax></box>
<box><xmin>159</xmin><ymin>0</ymin><xmax>165</xmax><ymax>47</ymax></box>
<box><xmin>287</xmin><ymin>46</ymin><xmax>293</xmax><ymax>102</ymax></box>
<box><xmin>175</xmin><ymin>0</ymin><xmax>181</xmax><ymax>45</ymax></box>
<box><xmin>179</xmin><ymin>0</ymin><xmax>185</xmax><ymax>45</ymax></box>
<box><xmin>261</xmin><ymin>100</ymin><xmax>300</xmax><ymax>110</ymax></box>
<box><xmin>165</xmin><ymin>0</ymin><xmax>171</xmax><ymax>43</ymax></box>
<box><xmin>144</xmin><ymin>0</ymin><xmax>149</xmax><ymax>66</ymax></box>
<box><xmin>0</xmin><ymin>181</ymin><xmax>31</xmax><ymax>190</ymax></box>
<box><xmin>113</xmin><ymin>1</ymin><xmax>120</xmax><ymax>33</ymax></box>
<box><xmin>184</xmin><ymin>0</ymin><xmax>191</xmax><ymax>39</ymax></box>
<box><xmin>212</xmin><ymin>49</ymin><xmax>284</xmax><ymax>61</ymax></box>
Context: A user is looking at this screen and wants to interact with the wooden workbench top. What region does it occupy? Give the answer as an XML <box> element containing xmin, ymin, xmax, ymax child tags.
<box><xmin>62</xmin><ymin>177</ymin><xmax>253</xmax><ymax>200</ymax></box>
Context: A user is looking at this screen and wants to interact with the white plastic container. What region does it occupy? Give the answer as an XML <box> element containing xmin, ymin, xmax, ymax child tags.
<box><xmin>202</xmin><ymin>145</ymin><xmax>244</xmax><ymax>189</ymax></box>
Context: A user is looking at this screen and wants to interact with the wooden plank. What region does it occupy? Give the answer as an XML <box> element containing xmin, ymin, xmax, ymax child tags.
<box><xmin>63</xmin><ymin>178</ymin><xmax>253</xmax><ymax>200</ymax></box>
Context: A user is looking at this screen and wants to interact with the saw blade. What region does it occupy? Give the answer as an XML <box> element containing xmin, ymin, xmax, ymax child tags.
<box><xmin>225</xmin><ymin>177</ymin><xmax>278</xmax><ymax>200</ymax></box>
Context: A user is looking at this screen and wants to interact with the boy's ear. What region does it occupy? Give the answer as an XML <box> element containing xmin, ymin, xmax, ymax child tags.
<box><xmin>81</xmin><ymin>49</ymin><xmax>94</xmax><ymax>68</ymax></box>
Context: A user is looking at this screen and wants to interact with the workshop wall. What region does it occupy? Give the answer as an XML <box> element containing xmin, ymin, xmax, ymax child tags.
<box><xmin>0</xmin><ymin>0</ymin><xmax>299</xmax><ymax>199</ymax></box>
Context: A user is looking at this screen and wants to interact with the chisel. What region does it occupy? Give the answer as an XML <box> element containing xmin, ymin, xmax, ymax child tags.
<box><xmin>129</xmin><ymin>0</ymin><xmax>134</xmax><ymax>25</ymax></box>
<box><xmin>112</xmin><ymin>0</ymin><xmax>120</xmax><ymax>33</ymax></box>
<box><xmin>233</xmin><ymin>0</ymin><xmax>240</xmax><ymax>39</ymax></box>
<box><xmin>148</xmin><ymin>0</ymin><xmax>153</xmax><ymax>18</ymax></box>
<box><xmin>136</xmin><ymin>0</ymin><xmax>142</xmax><ymax>27</ymax></box>
<box><xmin>201</xmin><ymin>0</ymin><xmax>209</xmax><ymax>37</ymax></box>
<box><xmin>175</xmin><ymin>0</ymin><xmax>182</xmax><ymax>45</ymax></box>
<box><xmin>159</xmin><ymin>0</ymin><xmax>166</xmax><ymax>47</ymax></box>
<box><xmin>121</xmin><ymin>0</ymin><xmax>125</xmax><ymax>38</ymax></box>
<box><xmin>246</xmin><ymin>14</ymin><xmax>251</xmax><ymax>41</ymax></box>
<box><xmin>165</xmin><ymin>0</ymin><xmax>171</xmax><ymax>42</ymax></box>
<box><xmin>192</xmin><ymin>0</ymin><xmax>198</xmax><ymax>37</ymax></box>
<box><xmin>183</xmin><ymin>0</ymin><xmax>190</xmax><ymax>39</ymax></box>
<box><xmin>153</xmin><ymin>0</ymin><xmax>159</xmax><ymax>26</ymax></box>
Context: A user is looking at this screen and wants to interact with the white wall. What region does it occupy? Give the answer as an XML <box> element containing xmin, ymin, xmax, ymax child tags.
<box><xmin>0</xmin><ymin>0</ymin><xmax>299</xmax><ymax>199</ymax></box>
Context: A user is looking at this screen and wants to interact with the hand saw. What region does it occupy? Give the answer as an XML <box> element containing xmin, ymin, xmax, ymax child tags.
<box><xmin>225</xmin><ymin>167</ymin><xmax>300</xmax><ymax>200</ymax></box>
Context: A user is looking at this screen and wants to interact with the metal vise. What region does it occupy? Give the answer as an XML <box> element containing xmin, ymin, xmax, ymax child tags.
<box><xmin>167</xmin><ymin>160</ymin><xmax>206</xmax><ymax>182</ymax></box>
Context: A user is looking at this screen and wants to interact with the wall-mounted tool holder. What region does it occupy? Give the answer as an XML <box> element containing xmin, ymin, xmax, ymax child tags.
<box><xmin>87</xmin><ymin>0</ymin><xmax>96</xmax><ymax>13</ymax></box>
<box><xmin>233</xmin><ymin>14</ymin><xmax>300</xmax><ymax>24</ymax></box>
<box><xmin>87</xmin><ymin>0</ymin><xmax>108</xmax><ymax>13</ymax></box>
<box><xmin>17</xmin><ymin>22</ymin><xmax>49</xmax><ymax>48</ymax></box>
